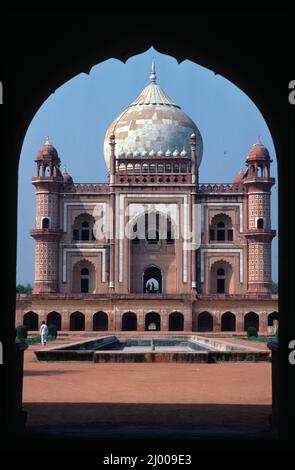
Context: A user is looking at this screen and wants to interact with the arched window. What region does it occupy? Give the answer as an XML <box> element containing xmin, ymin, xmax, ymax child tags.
<box><xmin>257</xmin><ymin>218</ymin><xmax>264</xmax><ymax>229</ymax></box>
<box><xmin>209</xmin><ymin>214</ymin><xmax>233</xmax><ymax>242</ymax></box>
<box><xmin>173</xmin><ymin>163</ymin><xmax>179</xmax><ymax>173</ymax></box>
<box><xmin>72</xmin><ymin>214</ymin><xmax>95</xmax><ymax>242</ymax></box>
<box><xmin>42</xmin><ymin>217</ymin><xmax>50</xmax><ymax>229</ymax></box>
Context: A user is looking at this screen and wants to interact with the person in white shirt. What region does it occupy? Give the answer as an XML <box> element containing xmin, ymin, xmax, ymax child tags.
<box><xmin>40</xmin><ymin>321</ymin><xmax>48</xmax><ymax>346</ymax></box>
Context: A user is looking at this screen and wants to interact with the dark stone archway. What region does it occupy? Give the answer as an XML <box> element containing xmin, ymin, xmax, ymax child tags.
<box><xmin>47</xmin><ymin>311</ymin><xmax>62</xmax><ymax>331</ymax></box>
<box><xmin>169</xmin><ymin>312</ymin><xmax>184</xmax><ymax>331</ymax></box>
<box><xmin>221</xmin><ymin>312</ymin><xmax>236</xmax><ymax>332</ymax></box>
<box><xmin>2</xmin><ymin>9</ymin><xmax>294</xmax><ymax>443</ymax></box>
<box><xmin>23</xmin><ymin>312</ymin><xmax>38</xmax><ymax>331</ymax></box>
<box><xmin>122</xmin><ymin>312</ymin><xmax>137</xmax><ymax>331</ymax></box>
<box><xmin>145</xmin><ymin>312</ymin><xmax>161</xmax><ymax>331</ymax></box>
<box><xmin>93</xmin><ymin>311</ymin><xmax>108</xmax><ymax>331</ymax></box>
<box><xmin>244</xmin><ymin>312</ymin><xmax>259</xmax><ymax>332</ymax></box>
<box><xmin>198</xmin><ymin>312</ymin><xmax>213</xmax><ymax>332</ymax></box>
<box><xmin>69</xmin><ymin>312</ymin><xmax>85</xmax><ymax>331</ymax></box>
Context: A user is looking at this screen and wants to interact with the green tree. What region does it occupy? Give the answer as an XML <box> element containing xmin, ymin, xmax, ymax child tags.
<box><xmin>16</xmin><ymin>283</ymin><xmax>33</xmax><ymax>294</ymax></box>
<box><xmin>271</xmin><ymin>281</ymin><xmax>278</xmax><ymax>294</ymax></box>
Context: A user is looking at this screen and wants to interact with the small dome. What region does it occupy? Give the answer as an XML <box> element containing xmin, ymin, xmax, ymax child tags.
<box><xmin>233</xmin><ymin>168</ymin><xmax>244</xmax><ymax>184</ymax></box>
<box><xmin>247</xmin><ymin>141</ymin><xmax>270</xmax><ymax>161</ymax></box>
<box><xmin>173</xmin><ymin>148</ymin><xmax>179</xmax><ymax>157</ymax></box>
<box><xmin>62</xmin><ymin>167</ymin><xmax>73</xmax><ymax>184</ymax></box>
<box><xmin>126</xmin><ymin>150</ymin><xmax>133</xmax><ymax>158</ymax></box>
<box><xmin>37</xmin><ymin>137</ymin><xmax>59</xmax><ymax>161</ymax></box>
<box><xmin>134</xmin><ymin>150</ymin><xmax>140</xmax><ymax>157</ymax></box>
<box><xmin>165</xmin><ymin>148</ymin><xmax>171</xmax><ymax>157</ymax></box>
<box><xmin>157</xmin><ymin>149</ymin><xmax>163</xmax><ymax>157</ymax></box>
<box><xmin>149</xmin><ymin>149</ymin><xmax>155</xmax><ymax>157</ymax></box>
<box><xmin>180</xmin><ymin>149</ymin><xmax>187</xmax><ymax>157</ymax></box>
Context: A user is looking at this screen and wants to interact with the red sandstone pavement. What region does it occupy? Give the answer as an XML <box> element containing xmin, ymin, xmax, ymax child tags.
<box><xmin>23</xmin><ymin>334</ymin><xmax>272</xmax><ymax>432</ymax></box>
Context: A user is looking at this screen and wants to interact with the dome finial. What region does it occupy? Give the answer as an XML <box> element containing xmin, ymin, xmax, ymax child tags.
<box><xmin>150</xmin><ymin>59</ymin><xmax>156</xmax><ymax>83</ymax></box>
<box><xmin>44</xmin><ymin>136</ymin><xmax>51</xmax><ymax>145</ymax></box>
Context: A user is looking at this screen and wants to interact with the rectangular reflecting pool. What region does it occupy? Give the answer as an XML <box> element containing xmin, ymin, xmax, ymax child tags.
<box><xmin>34</xmin><ymin>334</ymin><xmax>270</xmax><ymax>363</ymax></box>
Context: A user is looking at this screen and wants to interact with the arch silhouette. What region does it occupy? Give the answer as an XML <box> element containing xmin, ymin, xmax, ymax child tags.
<box><xmin>47</xmin><ymin>311</ymin><xmax>61</xmax><ymax>330</ymax></box>
<box><xmin>23</xmin><ymin>311</ymin><xmax>38</xmax><ymax>331</ymax></box>
<box><xmin>93</xmin><ymin>311</ymin><xmax>108</xmax><ymax>331</ymax></box>
<box><xmin>122</xmin><ymin>312</ymin><xmax>137</xmax><ymax>331</ymax></box>
<box><xmin>221</xmin><ymin>312</ymin><xmax>236</xmax><ymax>332</ymax></box>
<box><xmin>169</xmin><ymin>312</ymin><xmax>184</xmax><ymax>331</ymax></box>
<box><xmin>70</xmin><ymin>311</ymin><xmax>85</xmax><ymax>331</ymax></box>
<box><xmin>244</xmin><ymin>312</ymin><xmax>259</xmax><ymax>331</ymax></box>
<box><xmin>198</xmin><ymin>311</ymin><xmax>213</xmax><ymax>332</ymax></box>
<box><xmin>145</xmin><ymin>312</ymin><xmax>161</xmax><ymax>331</ymax></box>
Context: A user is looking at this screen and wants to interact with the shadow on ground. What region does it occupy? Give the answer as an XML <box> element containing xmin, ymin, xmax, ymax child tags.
<box><xmin>24</xmin><ymin>402</ymin><xmax>271</xmax><ymax>432</ymax></box>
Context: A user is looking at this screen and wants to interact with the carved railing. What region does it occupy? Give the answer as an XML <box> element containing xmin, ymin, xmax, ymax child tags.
<box><xmin>72</xmin><ymin>183</ymin><xmax>109</xmax><ymax>193</ymax></box>
<box><xmin>197</xmin><ymin>183</ymin><xmax>243</xmax><ymax>193</ymax></box>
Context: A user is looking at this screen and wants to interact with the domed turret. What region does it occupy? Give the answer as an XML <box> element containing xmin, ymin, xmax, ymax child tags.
<box><xmin>37</xmin><ymin>137</ymin><xmax>60</xmax><ymax>162</ymax></box>
<box><xmin>35</xmin><ymin>137</ymin><xmax>62</xmax><ymax>178</ymax></box>
<box><xmin>247</xmin><ymin>140</ymin><xmax>270</xmax><ymax>162</ymax></box>
<box><xmin>104</xmin><ymin>61</ymin><xmax>203</xmax><ymax>169</ymax></box>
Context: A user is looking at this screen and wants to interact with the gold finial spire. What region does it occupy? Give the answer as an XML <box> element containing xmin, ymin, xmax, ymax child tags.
<box><xmin>150</xmin><ymin>59</ymin><xmax>156</xmax><ymax>83</ymax></box>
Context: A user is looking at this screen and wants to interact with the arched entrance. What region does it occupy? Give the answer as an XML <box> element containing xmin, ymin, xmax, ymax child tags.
<box><xmin>70</xmin><ymin>311</ymin><xmax>85</xmax><ymax>331</ymax></box>
<box><xmin>122</xmin><ymin>312</ymin><xmax>137</xmax><ymax>331</ymax></box>
<box><xmin>47</xmin><ymin>311</ymin><xmax>61</xmax><ymax>330</ymax></box>
<box><xmin>143</xmin><ymin>266</ymin><xmax>162</xmax><ymax>293</ymax></box>
<box><xmin>145</xmin><ymin>312</ymin><xmax>161</xmax><ymax>331</ymax></box>
<box><xmin>169</xmin><ymin>312</ymin><xmax>184</xmax><ymax>331</ymax></box>
<box><xmin>198</xmin><ymin>311</ymin><xmax>213</xmax><ymax>332</ymax></box>
<box><xmin>210</xmin><ymin>260</ymin><xmax>233</xmax><ymax>294</ymax></box>
<box><xmin>23</xmin><ymin>311</ymin><xmax>39</xmax><ymax>331</ymax></box>
<box><xmin>221</xmin><ymin>312</ymin><xmax>236</xmax><ymax>332</ymax></box>
<box><xmin>93</xmin><ymin>311</ymin><xmax>108</xmax><ymax>331</ymax></box>
<box><xmin>244</xmin><ymin>312</ymin><xmax>259</xmax><ymax>331</ymax></box>
<box><xmin>268</xmin><ymin>311</ymin><xmax>279</xmax><ymax>326</ymax></box>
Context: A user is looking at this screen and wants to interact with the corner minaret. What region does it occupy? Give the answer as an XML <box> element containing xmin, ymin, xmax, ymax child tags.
<box><xmin>243</xmin><ymin>141</ymin><xmax>276</xmax><ymax>293</ymax></box>
<box><xmin>30</xmin><ymin>138</ymin><xmax>63</xmax><ymax>293</ymax></box>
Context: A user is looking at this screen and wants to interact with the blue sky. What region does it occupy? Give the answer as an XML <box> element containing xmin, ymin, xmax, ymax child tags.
<box><xmin>17</xmin><ymin>48</ymin><xmax>278</xmax><ymax>283</ymax></box>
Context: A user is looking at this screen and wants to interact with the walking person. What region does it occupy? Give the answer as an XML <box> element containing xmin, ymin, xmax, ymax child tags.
<box><xmin>40</xmin><ymin>321</ymin><xmax>48</xmax><ymax>347</ymax></box>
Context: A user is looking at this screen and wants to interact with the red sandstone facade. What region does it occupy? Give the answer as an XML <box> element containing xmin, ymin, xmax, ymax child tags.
<box><xmin>16</xmin><ymin>64</ymin><xmax>278</xmax><ymax>333</ymax></box>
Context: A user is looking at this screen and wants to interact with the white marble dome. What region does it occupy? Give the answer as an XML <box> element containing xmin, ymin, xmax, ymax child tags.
<box><xmin>104</xmin><ymin>62</ymin><xmax>203</xmax><ymax>169</ymax></box>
